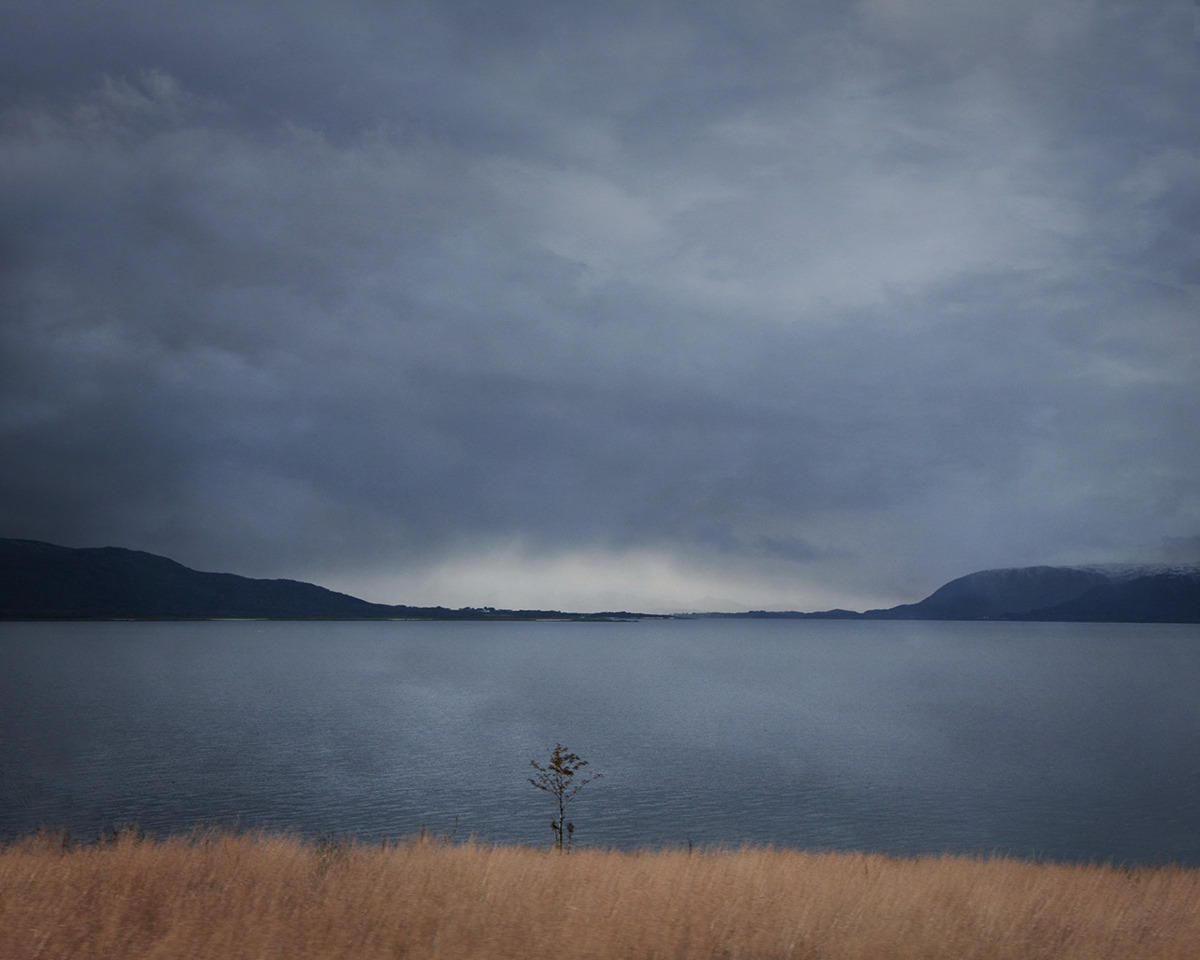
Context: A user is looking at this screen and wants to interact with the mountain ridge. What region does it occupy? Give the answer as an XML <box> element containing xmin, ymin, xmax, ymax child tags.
<box><xmin>859</xmin><ymin>563</ymin><xmax>1200</xmax><ymax>623</ymax></box>
<box><xmin>700</xmin><ymin>563</ymin><xmax>1200</xmax><ymax>623</ymax></box>
<box><xmin>1</xmin><ymin>538</ymin><xmax>1198</xmax><ymax>622</ymax></box>
<box><xmin>0</xmin><ymin>538</ymin><xmax>638</xmax><ymax>621</ymax></box>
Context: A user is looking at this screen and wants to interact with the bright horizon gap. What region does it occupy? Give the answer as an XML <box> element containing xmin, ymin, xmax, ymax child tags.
<box><xmin>315</xmin><ymin>545</ymin><xmax>928</xmax><ymax>615</ymax></box>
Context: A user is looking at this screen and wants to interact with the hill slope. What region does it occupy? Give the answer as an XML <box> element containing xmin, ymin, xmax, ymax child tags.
<box><xmin>3</xmin><ymin>538</ymin><xmax>1198</xmax><ymax>621</ymax></box>
<box><xmin>0</xmin><ymin>538</ymin><xmax>636</xmax><ymax>620</ymax></box>
<box><xmin>867</xmin><ymin>564</ymin><xmax>1200</xmax><ymax>623</ymax></box>
<box><xmin>0</xmin><ymin>538</ymin><xmax>401</xmax><ymax>619</ymax></box>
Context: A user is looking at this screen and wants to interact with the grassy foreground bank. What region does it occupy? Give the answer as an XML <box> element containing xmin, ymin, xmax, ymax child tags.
<box><xmin>2</xmin><ymin>831</ymin><xmax>1198</xmax><ymax>959</ymax></box>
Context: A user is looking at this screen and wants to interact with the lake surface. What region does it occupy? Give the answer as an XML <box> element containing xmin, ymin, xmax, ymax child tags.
<box><xmin>1</xmin><ymin>618</ymin><xmax>1198</xmax><ymax>864</ymax></box>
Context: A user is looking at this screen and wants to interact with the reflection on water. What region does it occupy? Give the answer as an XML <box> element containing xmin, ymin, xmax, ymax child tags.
<box><xmin>1</xmin><ymin>618</ymin><xmax>1198</xmax><ymax>864</ymax></box>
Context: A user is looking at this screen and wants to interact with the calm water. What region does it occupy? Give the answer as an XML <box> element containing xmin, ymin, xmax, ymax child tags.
<box><xmin>1</xmin><ymin>618</ymin><xmax>1198</xmax><ymax>864</ymax></box>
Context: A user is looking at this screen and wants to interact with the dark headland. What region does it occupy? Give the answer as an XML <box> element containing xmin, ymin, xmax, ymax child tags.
<box><xmin>0</xmin><ymin>538</ymin><xmax>638</xmax><ymax>621</ymax></box>
<box><xmin>1</xmin><ymin>537</ymin><xmax>1198</xmax><ymax>622</ymax></box>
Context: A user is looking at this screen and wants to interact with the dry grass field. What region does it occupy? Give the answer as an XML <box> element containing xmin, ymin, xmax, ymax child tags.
<box><xmin>2</xmin><ymin>829</ymin><xmax>1198</xmax><ymax>960</ymax></box>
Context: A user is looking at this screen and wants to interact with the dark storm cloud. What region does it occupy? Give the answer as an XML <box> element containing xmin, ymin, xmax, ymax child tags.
<box><xmin>2</xmin><ymin>0</ymin><xmax>1198</xmax><ymax>609</ymax></box>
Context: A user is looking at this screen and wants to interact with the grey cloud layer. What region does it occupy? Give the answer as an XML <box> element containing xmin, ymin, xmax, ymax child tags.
<box><xmin>2</xmin><ymin>0</ymin><xmax>1198</xmax><ymax>606</ymax></box>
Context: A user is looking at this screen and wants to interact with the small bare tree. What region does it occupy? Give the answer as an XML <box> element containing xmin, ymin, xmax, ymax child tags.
<box><xmin>528</xmin><ymin>743</ymin><xmax>601</xmax><ymax>851</ymax></box>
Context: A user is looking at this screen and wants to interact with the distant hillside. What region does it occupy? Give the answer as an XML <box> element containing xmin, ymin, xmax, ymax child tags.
<box><xmin>1011</xmin><ymin>571</ymin><xmax>1200</xmax><ymax>623</ymax></box>
<box><xmin>3</xmin><ymin>538</ymin><xmax>1198</xmax><ymax>622</ymax></box>
<box><xmin>0</xmin><ymin>539</ymin><xmax>404</xmax><ymax>619</ymax></box>
<box><xmin>863</xmin><ymin>564</ymin><xmax>1200</xmax><ymax>623</ymax></box>
<box><xmin>0</xmin><ymin>538</ymin><xmax>628</xmax><ymax>621</ymax></box>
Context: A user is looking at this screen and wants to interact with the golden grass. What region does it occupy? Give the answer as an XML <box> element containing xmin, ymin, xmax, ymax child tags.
<box><xmin>2</xmin><ymin>830</ymin><xmax>1198</xmax><ymax>960</ymax></box>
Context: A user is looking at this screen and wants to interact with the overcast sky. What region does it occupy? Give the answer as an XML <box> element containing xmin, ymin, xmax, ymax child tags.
<box><xmin>2</xmin><ymin>0</ymin><xmax>1198</xmax><ymax>612</ymax></box>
